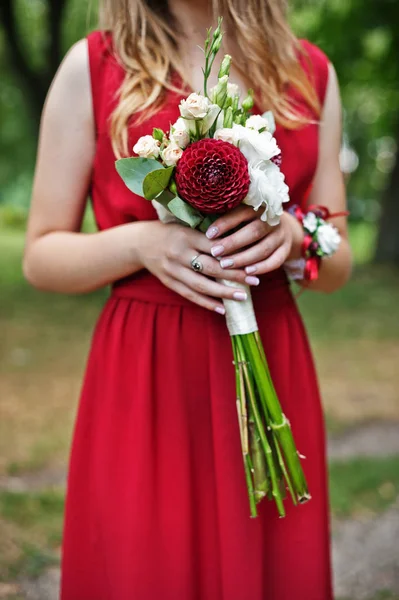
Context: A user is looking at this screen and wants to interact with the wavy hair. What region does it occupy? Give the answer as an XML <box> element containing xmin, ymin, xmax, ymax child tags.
<box><xmin>99</xmin><ymin>0</ymin><xmax>320</xmax><ymax>157</ymax></box>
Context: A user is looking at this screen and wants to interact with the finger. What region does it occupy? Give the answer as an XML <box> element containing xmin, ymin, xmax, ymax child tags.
<box><xmin>219</xmin><ymin>230</ymin><xmax>283</xmax><ymax>270</ymax></box>
<box><xmin>244</xmin><ymin>243</ymin><xmax>291</xmax><ymax>275</ymax></box>
<box><xmin>205</xmin><ymin>205</ymin><xmax>261</xmax><ymax>240</ymax></box>
<box><xmin>168</xmin><ymin>277</ymin><xmax>226</xmax><ymax>314</ymax></box>
<box><xmin>182</xmin><ymin>252</ymin><xmax>259</xmax><ymax>286</ymax></box>
<box><xmin>210</xmin><ymin>219</ymin><xmax>274</xmax><ymax>258</ymax></box>
<box><xmin>180</xmin><ymin>268</ymin><xmax>250</xmax><ymax>301</ymax></box>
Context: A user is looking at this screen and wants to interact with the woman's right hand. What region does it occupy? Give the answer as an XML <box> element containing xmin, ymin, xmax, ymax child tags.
<box><xmin>137</xmin><ymin>221</ymin><xmax>259</xmax><ymax>314</ymax></box>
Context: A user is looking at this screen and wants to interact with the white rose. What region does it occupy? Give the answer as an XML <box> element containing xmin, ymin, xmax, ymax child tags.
<box><xmin>179</xmin><ymin>93</ymin><xmax>210</xmax><ymax>119</ymax></box>
<box><xmin>133</xmin><ymin>135</ymin><xmax>160</xmax><ymax>159</ymax></box>
<box><xmin>303</xmin><ymin>212</ymin><xmax>318</xmax><ymax>233</ymax></box>
<box><xmin>245</xmin><ymin>114</ymin><xmax>269</xmax><ymax>131</ymax></box>
<box><xmin>317</xmin><ymin>223</ymin><xmax>341</xmax><ymax>256</ymax></box>
<box><xmin>234</xmin><ymin>126</ymin><xmax>281</xmax><ymax>166</ymax></box>
<box><xmin>170</xmin><ymin>118</ymin><xmax>190</xmax><ymax>149</ymax></box>
<box><xmin>213</xmin><ymin>127</ymin><xmax>238</xmax><ymax>145</ymax></box>
<box><xmin>244</xmin><ymin>161</ymin><xmax>290</xmax><ymax>225</ymax></box>
<box><xmin>227</xmin><ymin>82</ymin><xmax>240</xmax><ymax>98</ymax></box>
<box><xmin>161</xmin><ymin>141</ymin><xmax>184</xmax><ymax>167</ymax></box>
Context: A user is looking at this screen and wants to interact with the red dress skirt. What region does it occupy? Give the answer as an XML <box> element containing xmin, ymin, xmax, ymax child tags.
<box><xmin>61</xmin><ymin>32</ymin><xmax>333</xmax><ymax>600</ymax></box>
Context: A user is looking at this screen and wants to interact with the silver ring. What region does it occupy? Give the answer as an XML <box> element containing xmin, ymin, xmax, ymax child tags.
<box><xmin>191</xmin><ymin>255</ymin><xmax>203</xmax><ymax>273</ymax></box>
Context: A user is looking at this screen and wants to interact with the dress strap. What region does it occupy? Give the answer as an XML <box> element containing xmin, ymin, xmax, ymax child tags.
<box><xmin>86</xmin><ymin>30</ymin><xmax>120</xmax><ymax>138</ymax></box>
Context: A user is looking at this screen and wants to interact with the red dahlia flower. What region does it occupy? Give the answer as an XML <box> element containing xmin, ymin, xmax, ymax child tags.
<box><xmin>175</xmin><ymin>138</ymin><xmax>250</xmax><ymax>214</ymax></box>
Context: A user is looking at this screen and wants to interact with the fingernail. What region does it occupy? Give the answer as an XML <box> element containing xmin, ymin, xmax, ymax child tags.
<box><xmin>211</xmin><ymin>245</ymin><xmax>224</xmax><ymax>258</ymax></box>
<box><xmin>214</xmin><ymin>306</ymin><xmax>225</xmax><ymax>315</ymax></box>
<box><xmin>206</xmin><ymin>226</ymin><xmax>219</xmax><ymax>240</ymax></box>
<box><xmin>245</xmin><ymin>276</ymin><xmax>260</xmax><ymax>286</ymax></box>
<box><xmin>220</xmin><ymin>258</ymin><xmax>234</xmax><ymax>269</ymax></box>
<box><xmin>245</xmin><ymin>266</ymin><xmax>257</xmax><ymax>274</ymax></box>
<box><xmin>233</xmin><ymin>291</ymin><xmax>248</xmax><ymax>301</ymax></box>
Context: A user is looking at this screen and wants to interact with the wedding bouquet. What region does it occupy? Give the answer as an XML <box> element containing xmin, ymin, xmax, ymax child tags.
<box><xmin>116</xmin><ymin>19</ymin><xmax>310</xmax><ymax>518</ymax></box>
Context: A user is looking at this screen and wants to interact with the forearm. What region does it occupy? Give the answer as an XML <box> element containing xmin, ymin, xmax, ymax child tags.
<box><xmin>23</xmin><ymin>221</ymin><xmax>155</xmax><ymax>294</ymax></box>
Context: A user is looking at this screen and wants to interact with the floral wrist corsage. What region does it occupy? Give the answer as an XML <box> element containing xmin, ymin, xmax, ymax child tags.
<box><xmin>285</xmin><ymin>204</ymin><xmax>348</xmax><ymax>282</ymax></box>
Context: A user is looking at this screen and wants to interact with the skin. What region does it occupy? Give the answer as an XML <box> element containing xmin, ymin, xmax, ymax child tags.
<box><xmin>23</xmin><ymin>1</ymin><xmax>351</xmax><ymax>315</ymax></box>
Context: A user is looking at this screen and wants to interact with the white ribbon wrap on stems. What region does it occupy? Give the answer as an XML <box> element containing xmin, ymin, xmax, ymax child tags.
<box><xmin>219</xmin><ymin>280</ymin><xmax>259</xmax><ymax>336</ymax></box>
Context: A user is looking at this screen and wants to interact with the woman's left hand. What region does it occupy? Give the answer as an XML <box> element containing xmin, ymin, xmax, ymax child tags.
<box><xmin>205</xmin><ymin>205</ymin><xmax>302</xmax><ymax>276</ymax></box>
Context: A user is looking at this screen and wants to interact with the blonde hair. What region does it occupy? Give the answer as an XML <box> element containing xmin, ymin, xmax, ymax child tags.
<box><xmin>99</xmin><ymin>0</ymin><xmax>320</xmax><ymax>157</ymax></box>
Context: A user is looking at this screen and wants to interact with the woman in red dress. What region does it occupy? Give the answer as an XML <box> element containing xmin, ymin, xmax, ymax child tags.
<box><xmin>24</xmin><ymin>0</ymin><xmax>351</xmax><ymax>598</ymax></box>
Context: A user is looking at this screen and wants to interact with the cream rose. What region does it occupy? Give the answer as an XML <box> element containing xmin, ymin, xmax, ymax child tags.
<box><xmin>179</xmin><ymin>93</ymin><xmax>210</xmax><ymax>119</ymax></box>
<box><xmin>227</xmin><ymin>82</ymin><xmax>240</xmax><ymax>98</ymax></box>
<box><xmin>133</xmin><ymin>135</ymin><xmax>160</xmax><ymax>159</ymax></box>
<box><xmin>213</xmin><ymin>127</ymin><xmax>238</xmax><ymax>145</ymax></box>
<box><xmin>161</xmin><ymin>142</ymin><xmax>184</xmax><ymax>167</ymax></box>
<box><xmin>317</xmin><ymin>223</ymin><xmax>341</xmax><ymax>256</ymax></box>
<box><xmin>170</xmin><ymin>118</ymin><xmax>190</xmax><ymax>149</ymax></box>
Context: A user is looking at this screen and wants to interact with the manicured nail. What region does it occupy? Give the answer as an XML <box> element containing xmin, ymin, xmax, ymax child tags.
<box><xmin>233</xmin><ymin>291</ymin><xmax>248</xmax><ymax>301</ymax></box>
<box><xmin>211</xmin><ymin>245</ymin><xmax>224</xmax><ymax>258</ymax></box>
<box><xmin>245</xmin><ymin>265</ymin><xmax>257</xmax><ymax>274</ymax></box>
<box><xmin>245</xmin><ymin>276</ymin><xmax>260</xmax><ymax>286</ymax></box>
<box><xmin>220</xmin><ymin>258</ymin><xmax>234</xmax><ymax>269</ymax></box>
<box><xmin>214</xmin><ymin>306</ymin><xmax>225</xmax><ymax>315</ymax></box>
<box><xmin>206</xmin><ymin>226</ymin><xmax>219</xmax><ymax>240</ymax></box>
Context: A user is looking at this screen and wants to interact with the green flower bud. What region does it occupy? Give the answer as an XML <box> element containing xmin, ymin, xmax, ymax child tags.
<box><xmin>223</xmin><ymin>107</ymin><xmax>234</xmax><ymax>129</ymax></box>
<box><xmin>169</xmin><ymin>180</ymin><xmax>178</xmax><ymax>195</ymax></box>
<box><xmin>218</xmin><ymin>55</ymin><xmax>232</xmax><ymax>79</ymax></box>
<box><xmin>242</xmin><ymin>89</ymin><xmax>255</xmax><ymax>112</ymax></box>
<box><xmin>212</xmin><ymin>75</ymin><xmax>229</xmax><ymax>108</ymax></box>
<box><xmin>232</xmin><ymin>94</ymin><xmax>240</xmax><ymax>113</ymax></box>
<box><xmin>234</xmin><ymin>112</ymin><xmax>243</xmax><ymax>124</ymax></box>
<box><xmin>211</xmin><ymin>32</ymin><xmax>223</xmax><ymax>54</ymax></box>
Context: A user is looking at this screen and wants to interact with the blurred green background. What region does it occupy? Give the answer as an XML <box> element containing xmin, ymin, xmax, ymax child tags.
<box><xmin>0</xmin><ymin>1</ymin><xmax>399</xmax><ymax>598</ymax></box>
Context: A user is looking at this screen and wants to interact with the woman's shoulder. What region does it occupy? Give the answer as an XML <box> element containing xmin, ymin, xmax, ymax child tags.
<box><xmin>298</xmin><ymin>39</ymin><xmax>331</xmax><ymax>105</ymax></box>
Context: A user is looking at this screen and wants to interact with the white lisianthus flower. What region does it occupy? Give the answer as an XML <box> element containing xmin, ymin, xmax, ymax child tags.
<box><xmin>179</xmin><ymin>93</ymin><xmax>210</xmax><ymax>119</ymax></box>
<box><xmin>161</xmin><ymin>142</ymin><xmax>184</xmax><ymax>166</ymax></box>
<box><xmin>317</xmin><ymin>224</ymin><xmax>341</xmax><ymax>256</ymax></box>
<box><xmin>213</xmin><ymin>127</ymin><xmax>238</xmax><ymax>145</ymax></box>
<box><xmin>133</xmin><ymin>135</ymin><xmax>160</xmax><ymax>159</ymax></box>
<box><xmin>227</xmin><ymin>82</ymin><xmax>240</xmax><ymax>98</ymax></box>
<box><xmin>170</xmin><ymin>118</ymin><xmax>190</xmax><ymax>149</ymax></box>
<box><xmin>233</xmin><ymin>125</ymin><xmax>281</xmax><ymax>166</ymax></box>
<box><xmin>245</xmin><ymin>114</ymin><xmax>269</xmax><ymax>131</ymax></box>
<box><xmin>244</xmin><ymin>161</ymin><xmax>290</xmax><ymax>226</ymax></box>
<box><xmin>303</xmin><ymin>212</ymin><xmax>318</xmax><ymax>233</ymax></box>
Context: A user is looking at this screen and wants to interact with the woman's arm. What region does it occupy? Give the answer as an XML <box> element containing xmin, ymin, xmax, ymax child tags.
<box><xmin>23</xmin><ymin>40</ymin><xmax>253</xmax><ymax>311</ymax></box>
<box><xmin>204</xmin><ymin>62</ymin><xmax>352</xmax><ymax>294</ymax></box>
<box><xmin>284</xmin><ymin>62</ymin><xmax>352</xmax><ymax>292</ymax></box>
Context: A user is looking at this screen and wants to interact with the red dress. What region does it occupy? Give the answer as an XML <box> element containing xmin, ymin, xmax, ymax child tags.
<box><xmin>61</xmin><ymin>32</ymin><xmax>333</xmax><ymax>600</ymax></box>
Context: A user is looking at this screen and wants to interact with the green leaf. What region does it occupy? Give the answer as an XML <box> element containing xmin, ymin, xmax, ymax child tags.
<box><xmin>167</xmin><ymin>196</ymin><xmax>203</xmax><ymax>229</ymax></box>
<box><xmin>142</xmin><ymin>167</ymin><xmax>174</xmax><ymax>200</ymax></box>
<box><xmin>153</xmin><ymin>128</ymin><xmax>164</xmax><ymax>143</ymax></box>
<box><xmin>115</xmin><ymin>158</ymin><xmax>163</xmax><ymax>197</ymax></box>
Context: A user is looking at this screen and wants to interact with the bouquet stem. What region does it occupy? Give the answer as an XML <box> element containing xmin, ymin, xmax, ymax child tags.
<box><xmin>230</xmin><ymin>329</ymin><xmax>310</xmax><ymax>517</ymax></box>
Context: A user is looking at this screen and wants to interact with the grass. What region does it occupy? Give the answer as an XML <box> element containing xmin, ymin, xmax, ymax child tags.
<box><xmin>329</xmin><ymin>456</ymin><xmax>399</xmax><ymax>518</ymax></box>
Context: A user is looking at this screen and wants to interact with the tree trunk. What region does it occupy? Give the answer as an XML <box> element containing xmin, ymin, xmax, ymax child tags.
<box><xmin>374</xmin><ymin>120</ymin><xmax>399</xmax><ymax>265</ymax></box>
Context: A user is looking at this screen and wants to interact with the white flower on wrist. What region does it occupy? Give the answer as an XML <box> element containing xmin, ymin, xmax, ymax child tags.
<box><xmin>317</xmin><ymin>224</ymin><xmax>341</xmax><ymax>256</ymax></box>
<box><xmin>133</xmin><ymin>135</ymin><xmax>161</xmax><ymax>159</ymax></box>
<box><xmin>244</xmin><ymin>161</ymin><xmax>290</xmax><ymax>226</ymax></box>
<box><xmin>303</xmin><ymin>211</ymin><xmax>318</xmax><ymax>233</ymax></box>
<box><xmin>170</xmin><ymin>118</ymin><xmax>190</xmax><ymax>149</ymax></box>
<box><xmin>161</xmin><ymin>142</ymin><xmax>184</xmax><ymax>166</ymax></box>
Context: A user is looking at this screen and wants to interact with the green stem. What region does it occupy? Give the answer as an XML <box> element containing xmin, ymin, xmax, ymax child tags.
<box><xmin>235</xmin><ymin>336</ymin><xmax>285</xmax><ymax>517</ymax></box>
<box><xmin>242</xmin><ymin>333</ymin><xmax>309</xmax><ymax>501</ymax></box>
